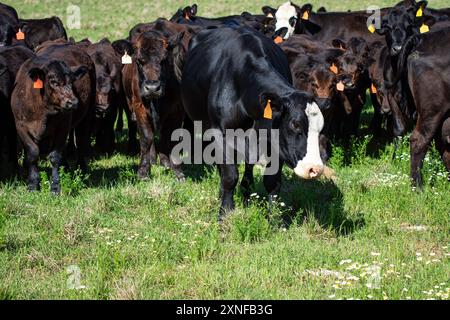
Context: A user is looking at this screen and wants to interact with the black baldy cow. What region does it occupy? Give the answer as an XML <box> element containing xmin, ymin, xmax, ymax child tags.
<box><xmin>181</xmin><ymin>27</ymin><xmax>324</xmax><ymax>219</ymax></box>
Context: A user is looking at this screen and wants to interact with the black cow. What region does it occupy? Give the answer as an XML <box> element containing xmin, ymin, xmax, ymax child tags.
<box><xmin>114</xmin><ymin>20</ymin><xmax>196</xmax><ymax>180</ymax></box>
<box><xmin>0</xmin><ymin>45</ymin><xmax>34</xmax><ymax>175</ymax></box>
<box><xmin>170</xmin><ymin>3</ymin><xmax>274</xmax><ymax>36</ymax></box>
<box><xmin>0</xmin><ymin>2</ymin><xmax>19</xmax><ymax>46</ymax></box>
<box><xmin>385</xmin><ymin>27</ymin><xmax>450</xmax><ymax>187</ymax></box>
<box><xmin>181</xmin><ymin>27</ymin><xmax>325</xmax><ymax>219</ymax></box>
<box><xmin>18</xmin><ymin>17</ymin><xmax>68</xmax><ymax>51</ymax></box>
<box><xmin>11</xmin><ymin>41</ymin><xmax>95</xmax><ymax>193</ymax></box>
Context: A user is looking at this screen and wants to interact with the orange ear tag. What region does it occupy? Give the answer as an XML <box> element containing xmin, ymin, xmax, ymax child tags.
<box><xmin>370</xmin><ymin>83</ymin><xmax>378</xmax><ymax>94</ymax></box>
<box><xmin>336</xmin><ymin>81</ymin><xmax>345</xmax><ymax>92</ymax></box>
<box><xmin>184</xmin><ymin>14</ymin><xmax>190</xmax><ymax>20</ymax></box>
<box><xmin>264</xmin><ymin>100</ymin><xmax>273</xmax><ymax>119</ymax></box>
<box><xmin>330</xmin><ymin>63</ymin><xmax>338</xmax><ymax>74</ymax></box>
<box><xmin>302</xmin><ymin>11</ymin><xmax>309</xmax><ymax>20</ymax></box>
<box><xmin>16</xmin><ymin>28</ymin><xmax>25</xmax><ymax>40</ymax></box>
<box><xmin>33</xmin><ymin>77</ymin><xmax>43</xmax><ymax>89</ymax></box>
<box><xmin>274</xmin><ymin>36</ymin><xmax>283</xmax><ymax>44</ymax></box>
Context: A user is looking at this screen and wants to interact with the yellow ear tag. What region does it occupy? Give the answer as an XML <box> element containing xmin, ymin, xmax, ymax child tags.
<box><xmin>264</xmin><ymin>100</ymin><xmax>273</xmax><ymax>119</ymax></box>
<box><xmin>302</xmin><ymin>11</ymin><xmax>309</xmax><ymax>20</ymax></box>
<box><xmin>420</xmin><ymin>23</ymin><xmax>429</xmax><ymax>34</ymax></box>
<box><xmin>330</xmin><ymin>63</ymin><xmax>338</xmax><ymax>74</ymax></box>
<box><xmin>370</xmin><ymin>83</ymin><xmax>378</xmax><ymax>94</ymax></box>
<box><xmin>16</xmin><ymin>28</ymin><xmax>25</xmax><ymax>40</ymax></box>
<box><xmin>368</xmin><ymin>24</ymin><xmax>376</xmax><ymax>34</ymax></box>
<box><xmin>336</xmin><ymin>81</ymin><xmax>345</xmax><ymax>92</ymax></box>
<box><xmin>416</xmin><ymin>7</ymin><xmax>423</xmax><ymax>17</ymax></box>
<box><xmin>121</xmin><ymin>51</ymin><xmax>132</xmax><ymax>65</ymax></box>
<box><xmin>33</xmin><ymin>77</ymin><xmax>43</xmax><ymax>89</ymax></box>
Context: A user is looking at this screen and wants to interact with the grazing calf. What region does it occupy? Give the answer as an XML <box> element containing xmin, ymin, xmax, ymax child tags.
<box><xmin>11</xmin><ymin>42</ymin><xmax>95</xmax><ymax>193</ymax></box>
<box><xmin>182</xmin><ymin>27</ymin><xmax>325</xmax><ymax>219</ymax></box>
<box><xmin>17</xmin><ymin>17</ymin><xmax>68</xmax><ymax>51</ymax></box>
<box><xmin>0</xmin><ymin>2</ymin><xmax>19</xmax><ymax>46</ymax></box>
<box><xmin>0</xmin><ymin>45</ymin><xmax>34</xmax><ymax>175</ymax></box>
<box><xmin>114</xmin><ymin>19</ymin><xmax>195</xmax><ymax>180</ymax></box>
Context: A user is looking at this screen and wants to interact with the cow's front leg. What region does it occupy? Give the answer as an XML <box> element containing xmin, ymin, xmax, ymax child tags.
<box><xmin>135</xmin><ymin>106</ymin><xmax>155</xmax><ymax>179</ymax></box>
<box><xmin>410</xmin><ymin>122</ymin><xmax>438</xmax><ymax>189</ymax></box>
<box><xmin>218</xmin><ymin>163</ymin><xmax>239</xmax><ymax>222</ymax></box>
<box><xmin>241</xmin><ymin>163</ymin><xmax>255</xmax><ymax>206</ymax></box>
<box><xmin>49</xmin><ymin>150</ymin><xmax>63</xmax><ymax>195</ymax></box>
<box><xmin>263</xmin><ymin>162</ymin><xmax>283</xmax><ymax>203</ymax></box>
<box><xmin>25</xmin><ymin>143</ymin><xmax>40</xmax><ymax>192</ymax></box>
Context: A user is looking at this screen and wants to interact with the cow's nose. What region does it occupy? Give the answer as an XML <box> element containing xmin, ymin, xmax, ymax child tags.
<box><xmin>343</xmin><ymin>79</ymin><xmax>354</xmax><ymax>89</ymax></box>
<box><xmin>391</xmin><ymin>45</ymin><xmax>402</xmax><ymax>55</ymax></box>
<box><xmin>308</xmin><ymin>166</ymin><xmax>323</xmax><ymax>179</ymax></box>
<box><xmin>316</xmin><ymin>98</ymin><xmax>331</xmax><ymax>110</ymax></box>
<box><xmin>65</xmin><ymin>98</ymin><xmax>79</xmax><ymax>110</ymax></box>
<box><xmin>142</xmin><ymin>80</ymin><xmax>162</xmax><ymax>96</ymax></box>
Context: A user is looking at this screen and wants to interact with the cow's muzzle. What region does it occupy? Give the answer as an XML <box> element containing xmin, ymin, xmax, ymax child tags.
<box><xmin>64</xmin><ymin>98</ymin><xmax>79</xmax><ymax>111</ymax></box>
<box><xmin>141</xmin><ymin>80</ymin><xmax>163</xmax><ymax>99</ymax></box>
<box><xmin>391</xmin><ymin>45</ymin><xmax>402</xmax><ymax>56</ymax></box>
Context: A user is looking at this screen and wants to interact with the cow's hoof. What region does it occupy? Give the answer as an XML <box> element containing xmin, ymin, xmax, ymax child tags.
<box><xmin>137</xmin><ymin>169</ymin><xmax>150</xmax><ymax>181</ymax></box>
<box><xmin>51</xmin><ymin>184</ymin><xmax>61</xmax><ymax>196</ymax></box>
<box><xmin>28</xmin><ymin>185</ymin><xmax>40</xmax><ymax>192</ymax></box>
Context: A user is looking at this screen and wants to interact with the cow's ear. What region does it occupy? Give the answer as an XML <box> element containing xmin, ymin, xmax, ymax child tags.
<box><xmin>112</xmin><ymin>39</ymin><xmax>134</xmax><ymax>56</ymax></box>
<box><xmin>421</xmin><ymin>15</ymin><xmax>437</xmax><ymax>27</ymax></box>
<box><xmin>70</xmin><ymin>66</ymin><xmax>88</xmax><ymax>81</ymax></box>
<box><xmin>317</xmin><ymin>7</ymin><xmax>327</xmax><ymax>13</ymax></box>
<box><xmin>273</xmin><ymin>27</ymin><xmax>288</xmax><ymax>42</ymax></box>
<box><xmin>191</xmin><ymin>4</ymin><xmax>198</xmax><ymax>16</ymax></box>
<box><xmin>259</xmin><ymin>93</ymin><xmax>284</xmax><ymax>115</ymax></box>
<box><xmin>262</xmin><ymin>6</ymin><xmax>277</xmax><ymax>18</ymax></box>
<box><xmin>28</xmin><ymin>67</ymin><xmax>46</xmax><ymax>82</ymax></box>
<box><xmin>415</xmin><ymin>0</ymin><xmax>428</xmax><ymax>11</ymax></box>
<box><xmin>299</xmin><ymin>4</ymin><xmax>313</xmax><ymax>19</ymax></box>
<box><xmin>332</xmin><ymin>39</ymin><xmax>347</xmax><ymax>50</ymax></box>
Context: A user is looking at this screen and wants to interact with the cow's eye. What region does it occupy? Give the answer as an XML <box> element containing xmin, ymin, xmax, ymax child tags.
<box><xmin>289</xmin><ymin>17</ymin><xmax>297</xmax><ymax>27</ymax></box>
<box><xmin>291</xmin><ymin>120</ymin><xmax>303</xmax><ymax>133</ymax></box>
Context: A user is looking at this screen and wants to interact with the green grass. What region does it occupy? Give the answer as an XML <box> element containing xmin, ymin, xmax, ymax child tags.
<box><xmin>1</xmin><ymin>1</ymin><xmax>449</xmax><ymax>300</ymax></box>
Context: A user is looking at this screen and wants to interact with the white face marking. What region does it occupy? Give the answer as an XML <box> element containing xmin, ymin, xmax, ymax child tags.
<box><xmin>294</xmin><ymin>102</ymin><xmax>325</xmax><ymax>179</ymax></box>
<box><xmin>275</xmin><ymin>2</ymin><xmax>298</xmax><ymax>39</ymax></box>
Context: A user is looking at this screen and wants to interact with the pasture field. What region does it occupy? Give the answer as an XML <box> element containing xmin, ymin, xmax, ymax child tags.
<box><xmin>0</xmin><ymin>0</ymin><xmax>449</xmax><ymax>300</ymax></box>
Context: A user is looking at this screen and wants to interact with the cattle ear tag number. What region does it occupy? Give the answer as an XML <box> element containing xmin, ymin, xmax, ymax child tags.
<box><xmin>302</xmin><ymin>11</ymin><xmax>309</xmax><ymax>20</ymax></box>
<box><xmin>370</xmin><ymin>83</ymin><xmax>377</xmax><ymax>94</ymax></box>
<box><xmin>33</xmin><ymin>77</ymin><xmax>43</xmax><ymax>89</ymax></box>
<box><xmin>274</xmin><ymin>36</ymin><xmax>283</xmax><ymax>44</ymax></box>
<box><xmin>264</xmin><ymin>100</ymin><xmax>273</xmax><ymax>120</ymax></box>
<box><xmin>121</xmin><ymin>51</ymin><xmax>132</xmax><ymax>65</ymax></box>
<box><xmin>416</xmin><ymin>7</ymin><xmax>423</xmax><ymax>17</ymax></box>
<box><xmin>16</xmin><ymin>28</ymin><xmax>25</xmax><ymax>40</ymax></box>
<box><xmin>330</xmin><ymin>63</ymin><xmax>338</xmax><ymax>74</ymax></box>
<box><xmin>336</xmin><ymin>81</ymin><xmax>345</xmax><ymax>92</ymax></box>
<box><xmin>420</xmin><ymin>23</ymin><xmax>429</xmax><ymax>34</ymax></box>
<box><xmin>368</xmin><ymin>24</ymin><xmax>376</xmax><ymax>34</ymax></box>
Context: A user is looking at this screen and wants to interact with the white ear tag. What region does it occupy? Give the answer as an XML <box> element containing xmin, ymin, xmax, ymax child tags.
<box><xmin>122</xmin><ymin>51</ymin><xmax>132</xmax><ymax>65</ymax></box>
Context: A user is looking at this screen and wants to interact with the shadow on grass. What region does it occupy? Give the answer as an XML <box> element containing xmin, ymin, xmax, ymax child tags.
<box><xmin>251</xmin><ymin>174</ymin><xmax>365</xmax><ymax>236</ymax></box>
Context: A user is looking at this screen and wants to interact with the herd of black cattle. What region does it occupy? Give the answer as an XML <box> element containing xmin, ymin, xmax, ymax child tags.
<box><xmin>0</xmin><ymin>1</ymin><xmax>449</xmax><ymax>218</ymax></box>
